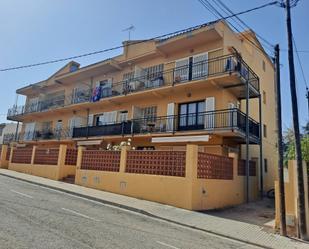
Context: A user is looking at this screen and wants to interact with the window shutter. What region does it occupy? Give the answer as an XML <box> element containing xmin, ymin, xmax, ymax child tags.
<box><xmin>109</xmin><ymin>111</ymin><xmax>117</xmax><ymax>124</ymax></box>
<box><xmin>134</xmin><ymin>66</ymin><xmax>145</xmax><ymax>79</ymax></box>
<box><xmin>88</xmin><ymin>114</ymin><xmax>94</xmax><ymax>126</ymax></box>
<box><xmin>166</xmin><ymin>103</ymin><xmax>175</xmax><ymax>132</ymax></box>
<box><xmin>204</xmin><ymin>97</ymin><xmax>215</xmax><ymax>129</ymax></box>
<box><xmin>192</xmin><ymin>53</ymin><xmax>208</xmax><ymax>79</ymax></box>
<box><xmin>174</xmin><ymin>58</ymin><xmax>189</xmax><ymax>82</ymax></box>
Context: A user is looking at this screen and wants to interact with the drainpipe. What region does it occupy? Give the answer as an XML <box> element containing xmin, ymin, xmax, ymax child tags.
<box><xmin>86</xmin><ymin>108</ymin><xmax>90</xmax><ymax>139</ymax></box>
<box><xmin>14</xmin><ymin>121</ymin><xmax>20</xmax><ymax>142</ymax></box>
<box><xmin>245</xmin><ymin>73</ymin><xmax>250</xmax><ymax>203</ymax></box>
<box><xmin>259</xmin><ymin>93</ymin><xmax>263</xmax><ymax>199</ymax></box>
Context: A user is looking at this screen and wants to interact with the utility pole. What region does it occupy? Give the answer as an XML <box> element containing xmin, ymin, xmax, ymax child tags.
<box><xmin>284</xmin><ymin>0</ymin><xmax>307</xmax><ymax>239</ymax></box>
<box><xmin>306</xmin><ymin>87</ymin><xmax>309</xmax><ymax>119</ymax></box>
<box><xmin>275</xmin><ymin>44</ymin><xmax>287</xmax><ymax>236</ymax></box>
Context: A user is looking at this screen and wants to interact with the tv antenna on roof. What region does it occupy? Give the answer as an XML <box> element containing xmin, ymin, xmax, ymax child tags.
<box><xmin>122</xmin><ymin>25</ymin><xmax>135</xmax><ymax>40</ymax></box>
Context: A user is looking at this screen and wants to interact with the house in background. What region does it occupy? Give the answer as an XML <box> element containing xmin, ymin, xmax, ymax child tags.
<box><xmin>4</xmin><ymin>20</ymin><xmax>278</xmax><ymax>209</ymax></box>
<box><xmin>0</xmin><ymin>123</ymin><xmax>21</xmax><ymax>145</ymax></box>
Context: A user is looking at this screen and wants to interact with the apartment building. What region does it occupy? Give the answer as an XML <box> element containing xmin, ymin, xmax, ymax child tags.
<box><xmin>6</xmin><ymin>20</ymin><xmax>278</xmax><ymax>192</ymax></box>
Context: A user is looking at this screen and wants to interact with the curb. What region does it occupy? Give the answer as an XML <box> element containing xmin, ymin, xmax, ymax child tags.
<box><xmin>0</xmin><ymin>172</ymin><xmax>295</xmax><ymax>249</ymax></box>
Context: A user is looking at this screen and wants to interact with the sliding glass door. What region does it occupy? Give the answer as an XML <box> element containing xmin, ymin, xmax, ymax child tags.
<box><xmin>178</xmin><ymin>101</ymin><xmax>205</xmax><ymax>130</ymax></box>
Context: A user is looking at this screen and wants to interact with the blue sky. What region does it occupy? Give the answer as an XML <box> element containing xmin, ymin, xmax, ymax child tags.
<box><xmin>0</xmin><ymin>0</ymin><xmax>308</xmax><ymax>130</ymax></box>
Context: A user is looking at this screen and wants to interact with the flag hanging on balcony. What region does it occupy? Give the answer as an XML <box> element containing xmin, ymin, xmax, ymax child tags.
<box><xmin>91</xmin><ymin>86</ymin><xmax>101</xmax><ymax>102</ymax></box>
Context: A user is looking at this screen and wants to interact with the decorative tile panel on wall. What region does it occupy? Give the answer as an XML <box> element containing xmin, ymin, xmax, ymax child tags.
<box><xmin>238</xmin><ymin>159</ymin><xmax>257</xmax><ymax>176</ymax></box>
<box><xmin>33</xmin><ymin>148</ymin><xmax>59</xmax><ymax>165</ymax></box>
<box><xmin>125</xmin><ymin>151</ymin><xmax>186</xmax><ymax>177</ymax></box>
<box><xmin>197</xmin><ymin>152</ymin><xmax>233</xmax><ymax>180</ymax></box>
<box><xmin>65</xmin><ymin>149</ymin><xmax>78</xmax><ymax>166</ymax></box>
<box><xmin>81</xmin><ymin>150</ymin><xmax>120</xmax><ymax>171</ymax></box>
<box><xmin>11</xmin><ymin>148</ymin><xmax>33</xmax><ymax>164</ymax></box>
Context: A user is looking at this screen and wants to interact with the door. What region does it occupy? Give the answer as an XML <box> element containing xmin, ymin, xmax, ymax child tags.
<box><xmin>100</xmin><ymin>79</ymin><xmax>113</xmax><ymax>98</ymax></box>
<box><xmin>55</xmin><ymin>120</ymin><xmax>63</xmax><ymax>138</ymax></box>
<box><xmin>178</xmin><ymin>101</ymin><xmax>205</xmax><ymax>131</ymax></box>
<box><xmin>26</xmin><ymin>97</ymin><xmax>39</xmax><ymax>113</ymax></box>
<box><xmin>204</xmin><ymin>97</ymin><xmax>215</xmax><ymax>130</ymax></box>
<box><xmin>174</xmin><ymin>58</ymin><xmax>189</xmax><ymax>83</ymax></box>
<box><xmin>98</xmin><ymin>111</ymin><xmax>117</xmax><ymax>125</ymax></box>
<box><xmin>24</xmin><ymin>122</ymin><xmax>36</xmax><ymax>141</ymax></box>
<box><xmin>192</xmin><ymin>53</ymin><xmax>208</xmax><ymax>79</ymax></box>
<box><xmin>72</xmin><ymin>85</ymin><xmax>91</xmax><ymax>104</ymax></box>
<box><xmin>69</xmin><ymin>117</ymin><xmax>83</xmax><ymax>137</ymax></box>
<box><xmin>228</xmin><ymin>102</ymin><xmax>237</xmax><ymax>127</ymax></box>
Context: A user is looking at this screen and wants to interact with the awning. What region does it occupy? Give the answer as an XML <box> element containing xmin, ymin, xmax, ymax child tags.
<box><xmin>152</xmin><ymin>135</ymin><xmax>209</xmax><ymax>143</ymax></box>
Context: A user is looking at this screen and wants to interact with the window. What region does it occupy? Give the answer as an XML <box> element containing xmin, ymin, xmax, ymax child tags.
<box><xmin>263</xmin><ymin>91</ymin><xmax>266</xmax><ymax>104</ymax></box>
<box><xmin>263</xmin><ymin>124</ymin><xmax>267</xmax><ymax>138</ymax></box>
<box><xmin>264</xmin><ymin>158</ymin><xmax>268</xmax><ymax>173</ymax></box>
<box><xmin>100</xmin><ymin>79</ymin><xmax>112</xmax><ymax>98</ymax></box>
<box><xmin>262</xmin><ymin>60</ymin><xmax>266</xmax><ymax>72</ymax></box>
<box><xmin>141</xmin><ymin>106</ymin><xmax>157</xmax><ymax>122</ymax></box>
<box><xmin>123</xmin><ymin>71</ymin><xmax>134</xmax><ymax>82</ymax></box>
<box><xmin>42</xmin><ymin>121</ymin><xmax>52</xmax><ymax>132</ymax></box>
<box><xmin>70</xmin><ymin>64</ymin><xmax>79</xmax><ymax>72</ymax></box>
<box><xmin>118</xmin><ymin>111</ymin><xmax>128</xmax><ymax>122</ymax></box>
<box><xmin>178</xmin><ymin>101</ymin><xmax>205</xmax><ymax>130</ymax></box>
<box><xmin>144</xmin><ymin>64</ymin><xmax>163</xmax><ymax>79</ymax></box>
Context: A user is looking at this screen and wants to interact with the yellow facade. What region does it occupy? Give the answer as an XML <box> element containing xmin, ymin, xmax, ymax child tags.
<box><xmin>74</xmin><ymin>145</ymin><xmax>258</xmax><ymax>210</ymax></box>
<box><xmin>275</xmin><ymin>161</ymin><xmax>309</xmax><ymax>237</ymax></box>
<box><xmin>7</xmin><ymin>145</ymin><xmax>76</xmax><ymax>181</ymax></box>
<box><xmin>6</xmin><ymin>20</ymin><xmax>278</xmax><ymax>194</ymax></box>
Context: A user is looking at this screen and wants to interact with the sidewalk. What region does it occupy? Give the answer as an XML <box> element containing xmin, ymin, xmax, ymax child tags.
<box><xmin>0</xmin><ymin>169</ymin><xmax>308</xmax><ymax>249</ymax></box>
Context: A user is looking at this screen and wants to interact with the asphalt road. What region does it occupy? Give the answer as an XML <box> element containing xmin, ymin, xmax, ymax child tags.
<box><xmin>0</xmin><ymin>175</ymin><xmax>261</xmax><ymax>249</ymax></box>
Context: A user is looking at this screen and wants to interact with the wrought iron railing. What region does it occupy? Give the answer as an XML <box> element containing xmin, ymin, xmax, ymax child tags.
<box><xmin>7</xmin><ymin>127</ymin><xmax>72</xmax><ymax>143</ymax></box>
<box><xmin>7</xmin><ymin>54</ymin><xmax>259</xmax><ymax>119</ymax></box>
<box><xmin>72</xmin><ymin>108</ymin><xmax>260</xmax><ymax>140</ymax></box>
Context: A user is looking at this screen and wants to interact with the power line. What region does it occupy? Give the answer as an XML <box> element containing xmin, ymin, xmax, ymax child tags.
<box><xmin>214</xmin><ymin>0</ymin><xmax>274</xmax><ymax>49</ymax></box>
<box><xmin>0</xmin><ymin>1</ymin><xmax>279</xmax><ymax>72</ymax></box>
<box><xmin>292</xmin><ymin>35</ymin><xmax>308</xmax><ymax>89</ymax></box>
<box><xmin>282</xmin><ymin>49</ymin><xmax>309</xmax><ymax>53</ymax></box>
<box><xmin>198</xmin><ymin>0</ymin><xmax>275</xmax><ymax>56</ymax></box>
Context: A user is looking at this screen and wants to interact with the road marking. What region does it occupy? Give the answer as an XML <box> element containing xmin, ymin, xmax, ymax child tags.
<box><xmin>3</xmin><ymin>178</ymin><xmax>263</xmax><ymax>248</ymax></box>
<box><xmin>10</xmin><ymin>190</ymin><xmax>33</xmax><ymax>199</ymax></box>
<box><xmin>61</xmin><ymin>207</ymin><xmax>98</xmax><ymax>221</ymax></box>
<box><xmin>156</xmin><ymin>241</ymin><xmax>180</xmax><ymax>249</ymax></box>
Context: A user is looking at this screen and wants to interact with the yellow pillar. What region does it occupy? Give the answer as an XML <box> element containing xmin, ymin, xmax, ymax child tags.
<box><xmin>302</xmin><ymin>162</ymin><xmax>309</xmax><ymax>239</ymax></box>
<box><xmin>30</xmin><ymin>146</ymin><xmax>36</xmax><ymax>175</ymax></box>
<box><xmin>56</xmin><ymin>144</ymin><xmax>67</xmax><ymax>180</ymax></box>
<box><xmin>228</xmin><ymin>152</ymin><xmax>238</xmax><ymax>179</ymax></box>
<box><xmin>185</xmin><ymin>144</ymin><xmax>199</xmax><ymax>210</ymax></box>
<box><xmin>75</xmin><ymin>146</ymin><xmax>85</xmax><ymax>184</ymax></box>
<box><xmin>76</xmin><ymin>146</ymin><xmax>85</xmax><ymax>170</ymax></box>
<box><xmin>120</xmin><ymin>145</ymin><xmax>130</xmax><ymax>173</ymax></box>
<box><xmin>0</xmin><ymin>145</ymin><xmax>8</xmax><ymax>169</ymax></box>
<box><xmin>9</xmin><ymin>146</ymin><xmax>14</xmax><ymax>164</ymax></box>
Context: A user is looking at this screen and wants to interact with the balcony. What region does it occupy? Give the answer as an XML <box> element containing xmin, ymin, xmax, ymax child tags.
<box><xmin>7</xmin><ymin>54</ymin><xmax>259</xmax><ymax>121</ymax></box>
<box><xmin>8</xmin><ymin>127</ymin><xmax>72</xmax><ymax>143</ymax></box>
<box><xmin>73</xmin><ymin>108</ymin><xmax>260</xmax><ymax>144</ymax></box>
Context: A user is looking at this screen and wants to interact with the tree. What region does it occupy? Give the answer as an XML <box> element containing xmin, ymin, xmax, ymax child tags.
<box><xmin>284</xmin><ymin>121</ymin><xmax>309</xmax><ymax>164</ymax></box>
<box><xmin>285</xmin><ymin>135</ymin><xmax>309</xmax><ymax>163</ymax></box>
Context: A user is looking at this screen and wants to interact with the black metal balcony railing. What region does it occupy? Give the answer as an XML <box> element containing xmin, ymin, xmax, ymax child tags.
<box><xmin>73</xmin><ymin>108</ymin><xmax>260</xmax><ymax>140</ymax></box>
<box><xmin>7</xmin><ymin>54</ymin><xmax>259</xmax><ymax>119</ymax></box>
<box><xmin>72</xmin><ymin>121</ymin><xmax>132</xmax><ymax>138</ymax></box>
<box><xmin>5</xmin><ymin>109</ymin><xmax>259</xmax><ymax>143</ymax></box>
<box><xmin>7</xmin><ymin>127</ymin><xmax>72</xmax><ymax>143</ymax></box>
